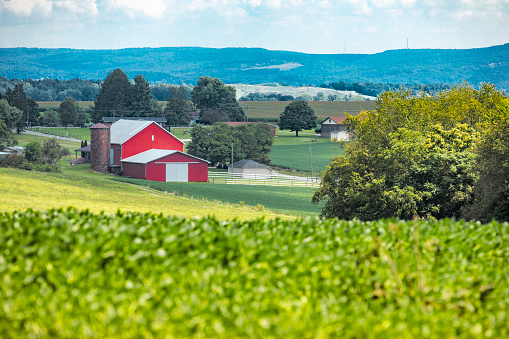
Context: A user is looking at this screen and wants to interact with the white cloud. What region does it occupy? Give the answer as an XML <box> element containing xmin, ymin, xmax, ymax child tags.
<box><xmin>0</xmin><ymin>0</ymin><xmax>52</xmax><ymax>16</ymax></box>
<box><xmin>111</xmin><ymin>0</ymin><xmax>170</xmax><ymax>19</ymax></box>
<box><xmin>372</xmin><ymin>0</ymin><xmax>395</xmax><ymax>8</ymax></box>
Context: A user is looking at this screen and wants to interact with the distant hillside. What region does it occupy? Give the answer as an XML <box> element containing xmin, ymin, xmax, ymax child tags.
<box><xmin>0</xmin><ymin>44</ymin><xmax>508</xmax><ymax>89</ymax></box>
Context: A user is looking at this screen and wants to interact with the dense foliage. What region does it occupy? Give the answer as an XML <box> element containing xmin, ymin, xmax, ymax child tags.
<box><xmin>187</xmin><ymin>123</ymin><xmax>273</xmax><ymax>165</ymax></box>
<box><xmin>463</xmin><ymin>119</ymin><xmax>509</xmax><ymax>222</ymax></box>
<box><xmin>0</xmin><ymin>209</ymin><xmax>508</xmax><ymax>338</ymax></box>
<box><xmin>92</xmin><ymin>69</ymin><xmax>161</xmax><ymax>122</ymax></box>
<box><xmin>0</xmin><ymin>77</ymin><xmax>100</xmax><ymax>101</ymax></box>
<box><xmin>321</xmin><ymin>81</ymin><xmax>452</xmax><ymax>97</ymax></box>
<box><xmin>279</xmin><ymin>100</ymin><xmax>317</xmax><ymax>137</ymax></box>
<box><xmin>191</xmin><ymin>77</ymin><xmax>244</xmax><ymax>123</ymax></box>
<box><xmin>1</xmin><ymin>139</ymin><xmax>69</xmax><ymax>172</ymax></box>
<box><xmin>164</xmin><ymin>85</ymin><xmax>194</xmax><ymax>126</ymax></box>
<box><xmin>313</xmin><ymin>83</ymin><xmax>509</xmax><ymax>221</ymax></box>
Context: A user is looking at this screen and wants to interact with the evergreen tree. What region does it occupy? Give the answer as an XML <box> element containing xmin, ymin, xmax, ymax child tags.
<box><xmin>6</xmin><ymin>84</ymin><xmax>29</xmax><ymax>132</ymax></box>
<box><xmin>129</xmin><ymin>75</ymin><xmax>156</xmax><ymax>117</ymax></box>
<box><xmin>164</xmin><ymin>86</ymin><xmax>194</xmax><ymax>126</ymax></box>
<box><xmin>93</xmin><ymin>69</ymin><xmax>131</xmax><ymax>118</ymax></box>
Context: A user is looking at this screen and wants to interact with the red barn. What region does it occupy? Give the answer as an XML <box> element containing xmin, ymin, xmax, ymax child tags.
<box><xmin>110</xmin><ymin>120</ymin><xmax>184</xmax><ymax>172</ymax></box>
<box><xmin>122</xmin><ymin>149</ymin><xmax>209</xmax><ymax>182</ymax></box>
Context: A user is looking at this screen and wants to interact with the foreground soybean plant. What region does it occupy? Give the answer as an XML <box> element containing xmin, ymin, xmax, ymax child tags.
<box><xmin>0</xmin><ymin>208</ymin><xmax>508</xmax><ymax>338</ymax></box>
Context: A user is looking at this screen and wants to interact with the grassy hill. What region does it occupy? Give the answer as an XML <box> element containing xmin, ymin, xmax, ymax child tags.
<box><xmin>2</xmin><ymin>44</ymin><xmax>509</xmax><ymax>89</ymax></box>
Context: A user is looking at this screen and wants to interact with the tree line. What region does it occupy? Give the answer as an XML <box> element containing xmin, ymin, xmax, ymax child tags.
<box><xmin>312</xmin><ymin>82</ymin><xmax>509</xmax><ymax>223</ymax></box>
<box><xmin>320</xmin><ymin>81</ymin><xmax>452</xmax><ymax>97</ymax></box>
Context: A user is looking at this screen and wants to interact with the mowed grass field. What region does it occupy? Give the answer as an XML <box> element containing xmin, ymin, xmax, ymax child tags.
<box><xmin>113</xmin><ymin>177</ymin><xmax>321</xmax><ymax>218</ymax></box>
<box><xmin>271</xmin><ymin>133</ymin><xmax>343</xmax><ymax>172</ymax></box>
<box><xmin>0</xmin><ymin>166</ymin><xmax>295</xmax><ymax>220</ymax></box>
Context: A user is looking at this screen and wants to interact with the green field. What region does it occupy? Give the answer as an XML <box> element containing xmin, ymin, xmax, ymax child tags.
<box><xmin>1</xmin><ymin>210</ymin><xmax>508</xmax><ymax>338</ymax></box>
<box><xmin>29</xmin><ymin>127</ymin><xmax>91</xmax><ymax>141</ymax></box>
<box><xmin>0</xmin><ymin>166</ymin><xmax>292</xmax><ymax>220</ymax></box>
<box><xmin>113</xmin><ymin>177</ymin><xmax>321</xmax><ymax>217</ymax></box>
<box><xmin>38</xmin><ymin>100</ymin><xmax>374</xmax><ymax>120</ymax></box>
<box><xmin>240</xmin><ymin>100</ymin><xmax>375</xmax><ymax>119</ymax></box>
<box><xmin>271</xmin><ymin>133</ymin><xmax>342</xmax><ymax>172</ymax></box>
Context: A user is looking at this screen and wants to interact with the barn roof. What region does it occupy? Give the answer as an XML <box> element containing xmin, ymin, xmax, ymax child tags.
<box><xmin>230</xmin><ymin>159</ymin><xmax>268</xmax><ymax>168</ymax></box>
<box><xmin>321</xmin><ymin>116</ymin><xmax>347</xmax><ymax>124</ymax></box>
<box><xmin>121</xmin><ymin>149</ymin><xmax>209</xmax><ymax>164</ymax></box>
<box><xmin>110</xmin><ymin>119</ymin><xmax>183</xmax><ymax>145</ymax></box>
<box><xmin>102</xmin><ymin>117</ymin><xmax>167</xmax><ymax>123</ymax></box>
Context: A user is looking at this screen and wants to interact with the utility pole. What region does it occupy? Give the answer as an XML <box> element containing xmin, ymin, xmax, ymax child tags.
<box><xmin>231</xmin><ymin>143</ymin><xmax>234</xmax><ymax>170</ymax></box>
<box><xmin>309</xmin><ymin>141</ymin><xmax>313</xmax><ymax>179</ymax></box>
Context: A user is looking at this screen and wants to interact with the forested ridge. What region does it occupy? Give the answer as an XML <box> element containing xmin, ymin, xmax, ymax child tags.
<box><xmin>0</xmin><ymin>44</ymin><xmax>508</xmax><ymax>89</ymax></box>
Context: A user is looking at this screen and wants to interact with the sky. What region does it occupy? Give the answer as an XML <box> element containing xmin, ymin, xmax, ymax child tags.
<box><xmin>0</xmin><ymin>0</ymin><xmax>508</xmax><ymax>54</ymax></box>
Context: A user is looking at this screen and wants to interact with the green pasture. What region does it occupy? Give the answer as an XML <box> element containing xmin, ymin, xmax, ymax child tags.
<box><xmin>37</xmin><ymin>101</ymin><xmax>94</xmax><ymax>110</ymax></box>
<box><xmin>0</xmin><ymin>166</ymin><xmax>290</xmax><ymax>220</ymax></box>
<box><xmin>29</xmin><ymin>127</ymin><xmax>91</xmax><ymax>141</ymax></box>
<box><xmin>113</xmin><ymin>177</ymin><xmax>321</xmax><ymax>218</ymax></box>
<box><xmin>270</xmin><ymin>133</ymin><xmax>341</xmax><ymax>172</ymax></box>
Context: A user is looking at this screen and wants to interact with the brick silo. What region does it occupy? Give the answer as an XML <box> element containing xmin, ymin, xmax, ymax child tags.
<box><xmin>90</xmin><ymin>123</ymin><xmax>111</xmax><ymax>173</ymax></box>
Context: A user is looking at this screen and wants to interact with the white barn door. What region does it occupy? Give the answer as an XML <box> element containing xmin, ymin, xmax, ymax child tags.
<box><xmin>165</xmin><ymin>163</ymin><xmax>188</xmax><ymax>182</ymax></box>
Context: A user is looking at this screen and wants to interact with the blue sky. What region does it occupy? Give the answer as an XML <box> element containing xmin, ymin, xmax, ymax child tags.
<box><xmin>1</xmin><ymin>0</ymin><xmax>508</xmax><ymax>54</ymax></box>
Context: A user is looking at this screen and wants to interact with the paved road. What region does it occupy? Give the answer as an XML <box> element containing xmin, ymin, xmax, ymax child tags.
<box><xmin>21</xmin><ymin>130</ymin><xmax>83</xmax><ymax>143</ymax></box>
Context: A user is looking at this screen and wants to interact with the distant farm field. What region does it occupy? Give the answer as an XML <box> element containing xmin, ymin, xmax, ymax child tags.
<box><xmin>37</xmin><ymin>101</ymin><xmax>94</xmax><ymax>110</ymax></box>
<box><xmin>29</xmin><ymin>127</ymin><xmax>91</xmax><ymax>141</ymax></box>
<box><xmin>239</xmin><ymin>100</ymin><xmax>375</xmax><ymax>119</ymax></box>
<box><xmin>37</xmin><ymin>101</ymin><xmax>374</xmax><ymax>120</ymax></box>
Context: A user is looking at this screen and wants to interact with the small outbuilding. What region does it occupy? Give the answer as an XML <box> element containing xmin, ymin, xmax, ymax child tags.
<box><xmin>122</xmin><ymin>149</ymin><xmax>209</xmax><ymax>182</ymax></box>
<box><xmin>228</xmin><ymin>159</ymin><xmax>273</xmax><ymax>178</ymax></box>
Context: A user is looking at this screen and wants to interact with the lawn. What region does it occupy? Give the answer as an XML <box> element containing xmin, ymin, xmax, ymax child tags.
<box><xmin>29</xmin><ymin>127</ymin><xmax>91</xmax><ymax>141</ymax></box>
<box><xmin>0</xmin><ymin>166</ymin><xmax>290</xmax><ymax>220</ymax></box>
<box><xmin>270</xmin><ymin>133</ymin><xmax>342</xmax><ymax>172</ymax></box>
<box><xmin>113</xmin><ymin>177</ymin><xmax>322</xmax><ymax>218</ymax></box>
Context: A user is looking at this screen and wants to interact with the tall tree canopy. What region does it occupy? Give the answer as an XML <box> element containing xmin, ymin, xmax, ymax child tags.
<box><xmin>58</xmin><ymin>97</ymin><xmax>80</xmax><ymax>126</ymax></box>
<box><xmin>93</xmin><ymin>68</ymin><xmax>132</xmax><ymax>118</ymax></box>
<box><xmin>164</xmin><ymin>85</ymin><xmax>194</xmax><ymax>126</ymax></box>
<box><xmin>191</xmin><ymin>77</ymin><xmax>244</xmax><ymax>123</ymax></box>
<box><xmin>187</xmin><ymin>123</ymin><xmax>273</xmax><ymax>166</ymax></box>
<box><xmin>5</xmin><ymin>84</ymin><xmax>30</xmax><ymax>132</ymax></box>
<box><xmin>312</xmin><ymin>83</ymin><xmax>509</xmax><ymax>221</ymax></box>
<box><xmin>279</xmin><ymin>101</ymin><xmax>317</xmax><ymax>137</ymax></box>
<box><xmin>93</xmin><ymin>69</ymin><xmax>161</xmax><ymax>121</ymax></box>
<box><xmin>0</xmin><ymin>99</ymin><xmax>23</xmax><ymax>130</ymax></box>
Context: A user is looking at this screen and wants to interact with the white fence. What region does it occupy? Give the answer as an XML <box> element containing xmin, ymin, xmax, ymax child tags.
<box><xmin>208</xmin><ymin>172</ymin><xmax>321</xmax><ymax>187</ymax></box>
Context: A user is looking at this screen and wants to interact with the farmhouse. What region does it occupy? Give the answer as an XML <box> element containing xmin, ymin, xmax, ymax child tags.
<box><xmin>228</xmin><ymin>159</ymin><xmax>273</xmax><ymax>178</ymax></box>
<box><xmin>224</xmin><ymin>121</ymin><xmax>277</xmax><ymax>136</ymax></box>
<box><xmin>320</xmin><ymin>117</ymin><xmax>348</xmax><ymax>139</ymax></box>
<box><xmin>122</xmin><ymin>149</ymin><xmax>209</xmax><ymax>182</ymax></box>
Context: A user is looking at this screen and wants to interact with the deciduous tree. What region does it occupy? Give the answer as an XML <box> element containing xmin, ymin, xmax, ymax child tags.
<box><xmin>59</xmin><ymin>97</ymin><xmax>80</xmax><ymax>126</ymax></box>
<box><xmin>191</xmin><ymin>77</ymin><xmax>244</xmax><ymax>122</ymax></box>
<box><xmin>0</xmin><ymin>99</ymin><xmax>22</xmax><ymax>130</ymax></box>
<box><xmin>279</xmin><ymin>101</ymin><xmax>317</xmax><ymax>137</ymax></box>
